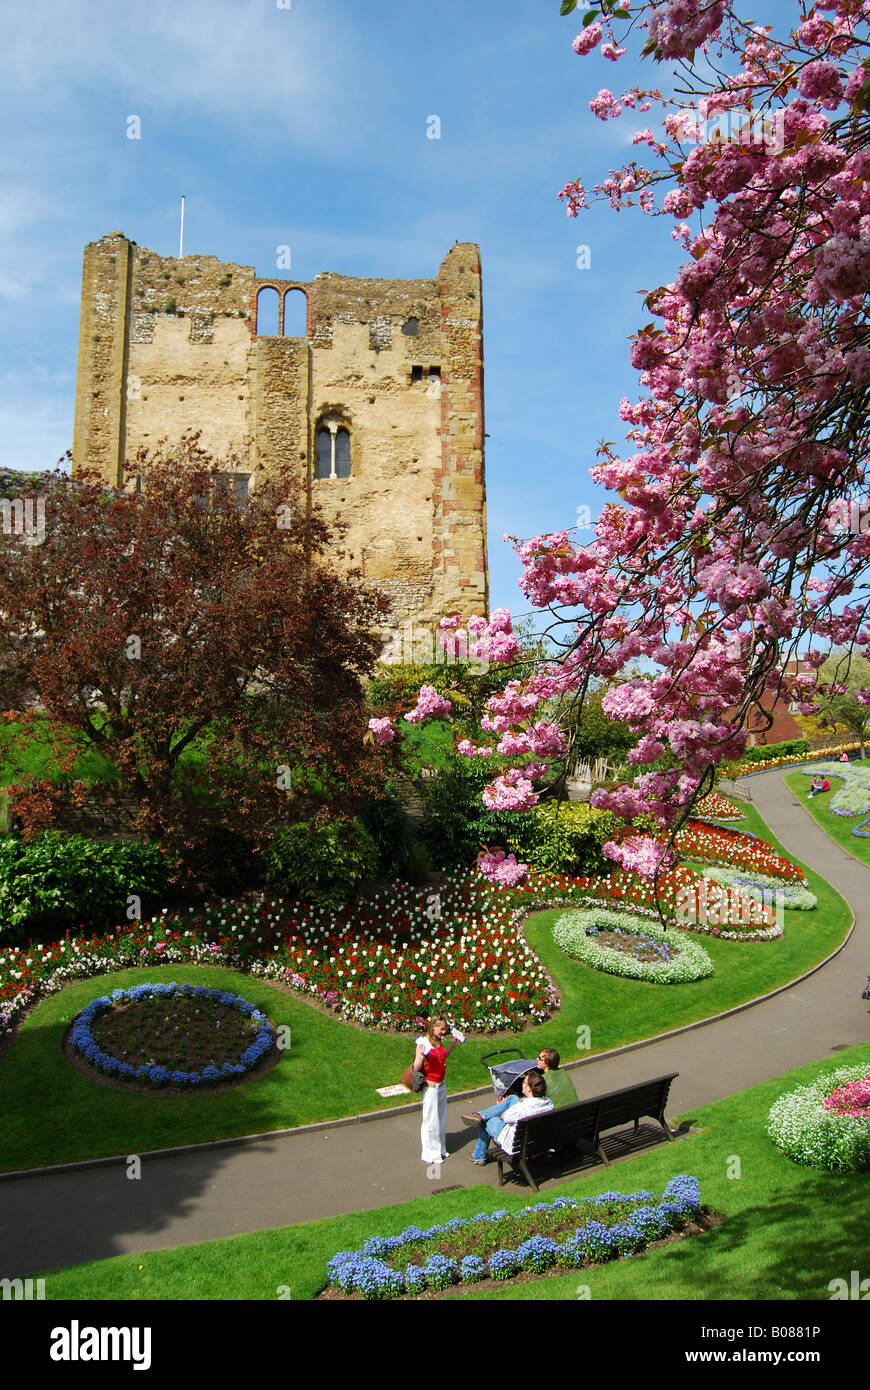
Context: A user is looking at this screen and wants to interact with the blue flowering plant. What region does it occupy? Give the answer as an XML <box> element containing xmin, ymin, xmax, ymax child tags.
<box><xmin>68</xmin><ymin>981</ymin><xmax>274</xmax><ymax>1088</ymax></box>
<box><xmin>325</xmin><ymin>1176</ymin><xmax>703</xmax><ymax>1298</ymax></box>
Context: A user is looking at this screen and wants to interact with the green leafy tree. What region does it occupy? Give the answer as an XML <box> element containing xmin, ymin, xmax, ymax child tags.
<box><xmin>815</xmin><ymin>651</ymin><xmax>870</xmax><ymax>759</ymax></box>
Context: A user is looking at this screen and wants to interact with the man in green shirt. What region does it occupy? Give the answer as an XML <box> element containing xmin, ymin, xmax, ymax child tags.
<box><xmin>461</xmin><ymin>1048</ymin><xmax>577</xmax><ymax>1135</ymax></box>
<box><xmin>536</xmin><ymin>1048</ymin><xmax>577</xmax><ymax>1108</ymax></box>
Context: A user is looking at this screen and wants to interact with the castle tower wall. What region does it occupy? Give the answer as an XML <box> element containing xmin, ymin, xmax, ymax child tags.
<box><xmin>72</xmin><ymin>234</ymin><xmax>134</xmax><ymax>485</ymax></box>
<box><xmin>72</xmin><ymin>233</ymin><xmax>489</xmax><ymax>627</ymax></box>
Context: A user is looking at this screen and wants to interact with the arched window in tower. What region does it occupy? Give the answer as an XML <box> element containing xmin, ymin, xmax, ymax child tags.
<box><xmin>335</xmin><ymin>427</ymin><xmax>351</xmax><ymax>479</ymax></box>
<box><xmin>256</xmin><ymin>286</ymin><xmax>280</xmax><ymax>336</ymax></box>
<box><xmin>316</xmin><ymin>427</ymin><xmax>333</xmax><ymax>479</ymax></box>
<box><xmin>283</xmin><ymin>288</ymin><xmax>307</xmax><ymax>338</ymax></box>
<box><xmin>315</xmin><ymin>420</ymin><xmax>352</xmax><ymax>480</ymax></box>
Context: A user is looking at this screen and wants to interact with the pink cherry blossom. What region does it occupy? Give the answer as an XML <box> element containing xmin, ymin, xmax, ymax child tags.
<box><xmin>367</xmin><ymin>717</ymin><xmax>396</xmax><ymax>745</ymax></box>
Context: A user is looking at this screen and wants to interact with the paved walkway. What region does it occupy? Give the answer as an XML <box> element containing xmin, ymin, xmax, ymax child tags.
<box><xmin>2</xmin><ymin>771</ymin><xmax>868</xmax><ymax>1277</ymax></box>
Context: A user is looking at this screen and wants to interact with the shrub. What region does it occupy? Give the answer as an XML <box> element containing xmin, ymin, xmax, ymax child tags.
<box><xmin>0</xmin><ymin>831</ymin><xmax>168</xmax><ymax>941</ymax></box>
<box><xmin>263</xmin><ymin>817</ymin><xmax>378</xmax><ymax>906</ymax></box>
<box><xmin>405</xmin><ymin>839</ymin><xmax>433</xmax><ymax>883</ymax></box>
<box><xmin>192</xmin><ymin>825</ymin><xmax>261</xmax><ymax>895</ymax></box>
<box><xmin>419</xmin><ymin>757</ymin><xmax>530</xmax><ymax>870</ymax></box>
<box><xmin>739</xmin><ymin>738</ymin><xmax>810</xmax><ymax>765</ymax></box>
<box><xmin>358</xmin><ymin>797</ymin><xmax>413</xmax><ymax>878</ymax></box>
<box><xmin>367</xmin><ymin>660</ymin><xmax>510</xmax><ymax>726</ymax></box>
<box><xmin>506</xmin><ymin>800</ymin><xmax>619</xmax><ymax>876</ymax></box>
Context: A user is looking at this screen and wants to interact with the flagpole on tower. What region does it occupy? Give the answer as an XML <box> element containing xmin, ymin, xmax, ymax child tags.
<box><xmin>179</xmin><ymin>196</ymin><xmax>185</xmax><ymax>259</ymax></box>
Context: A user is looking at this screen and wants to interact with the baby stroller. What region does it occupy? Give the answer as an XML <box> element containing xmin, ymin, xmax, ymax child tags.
<box><xmin>481</xmin><ymin>1048</ymin><xmax>539</xmax><ymax>1101</ymax></box>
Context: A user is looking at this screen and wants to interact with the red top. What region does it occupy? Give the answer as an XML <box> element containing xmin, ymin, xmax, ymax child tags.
<box><xmin>423</xmin><ymin>1043</ymin><xmax>446</xmax><ymax>1084</ymax></box>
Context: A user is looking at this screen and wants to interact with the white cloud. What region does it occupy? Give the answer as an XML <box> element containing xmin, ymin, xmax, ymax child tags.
<box><xmin>2</xmin><ymin>0</ymin><xmax>361</xmax><ymax>154</ymax></box>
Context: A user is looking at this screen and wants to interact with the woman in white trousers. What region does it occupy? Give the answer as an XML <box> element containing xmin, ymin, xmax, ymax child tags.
<box><xmin>414</xmin><ymin>1016</ymin><xmax>463</xmax><ymax>1163</ymax></box>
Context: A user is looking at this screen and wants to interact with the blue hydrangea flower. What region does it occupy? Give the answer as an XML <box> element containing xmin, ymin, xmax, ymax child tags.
<box><xmin>459</xmin><ymin>1256</ymin><xmax>487</xmax><ymax>1283</ymax></box>
<box><xmin>488</xmin><ymin>1249</ymin><xmax>520</xmax><ymax>1281</ymax></box>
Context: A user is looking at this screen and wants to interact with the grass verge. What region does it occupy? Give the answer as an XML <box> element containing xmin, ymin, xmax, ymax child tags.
<box><xmin>784</xmin><ymin>767</ymin><xmax>870</xmax><ymax>870</ymax></box>
<box><xmin>32</xmin><ymin>1040</ymin><xmax>870</xmax><ymax>1301</ymax></box>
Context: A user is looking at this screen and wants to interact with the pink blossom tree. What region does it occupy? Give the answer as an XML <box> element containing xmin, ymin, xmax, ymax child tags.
<box><xmin>406</xmin><ymin>0</ymin><xmax>870</xmax><ymax>892</ymax></box>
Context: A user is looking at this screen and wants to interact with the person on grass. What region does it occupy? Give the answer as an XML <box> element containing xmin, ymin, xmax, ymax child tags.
<box><xmin>466</xmin><ymin>1069</ymin><xmax>553</xmax><ymax>1166</ymax></box>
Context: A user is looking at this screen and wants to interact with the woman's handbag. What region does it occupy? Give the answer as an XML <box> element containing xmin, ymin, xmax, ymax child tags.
<box><xmin>402</xmin><ymin>1062</ymin><xmax>426</xmax><ymax>1092</ymax></box>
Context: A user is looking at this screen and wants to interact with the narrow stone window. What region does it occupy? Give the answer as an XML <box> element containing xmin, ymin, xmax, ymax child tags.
<box><xmin>316</xmin><ymin>423</ymin><xmax>352</xmax><ymax>479</ymax></box>
<box><xmin>316</xmin><ymin>428</ymin><xmax>333</xmax><ymax>479</ymax></box>
<box><xmin>335</xmin><ymin>428</ymin><xmax>351</xmax><ymax>479</ymax></box>
<box><xmin>410</xmin><ymin>365</ymin><xmax>423</xmax><ymax>384</ymax></box>
<box><xmin>283</xmin><ymin>288</ymin><xmax>306</xmax><ymax>338</ymax></box>
<box><xmin>256</xmin><ymin>286</ymin><xmax>280</xmax><ymax>336</ymax></box>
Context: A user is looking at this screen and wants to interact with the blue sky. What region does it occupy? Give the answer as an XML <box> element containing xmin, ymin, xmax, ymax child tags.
<box><xmin>0</xmin><ymin>0</ymin><xmax>788</xmax><ymax>613</ymax></box>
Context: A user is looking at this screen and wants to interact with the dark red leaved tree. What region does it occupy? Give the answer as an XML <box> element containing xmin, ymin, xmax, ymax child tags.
<box><xmin>0</xmin><ymin>437</ymin><xmax>391</xmax><ymax>879</ymax></box>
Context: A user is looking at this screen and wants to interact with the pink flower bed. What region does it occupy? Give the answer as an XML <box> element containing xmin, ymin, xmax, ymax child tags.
<box><xmin>823</xmin><ymin>1078</ymin><xmax>870</xmax><ymax>1119</ymax></box>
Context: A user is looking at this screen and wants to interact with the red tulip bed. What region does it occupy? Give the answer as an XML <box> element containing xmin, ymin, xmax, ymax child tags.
<box><xmin>671</xmin><ymin>820</ymin><xmax>806</xmax><ymax>884</ymax></box>
<box><xmin>0</xmin><ymin>822</ymin><xmax>806</xmax><ymax>1041</ymax></box>
<box><xmin>516</xmin><ymin>864</ymin><xmax>778</xmax><ymax>938</ymax></box>
<box><xmin>514</xmin><ymin>819</ymin><xmax>807</xmax><ymax>940</ymax></box>
<box><xmin>0</xmin><ymin>876</ymin><xmax>558</xmax><ymax>1038</ymax></box>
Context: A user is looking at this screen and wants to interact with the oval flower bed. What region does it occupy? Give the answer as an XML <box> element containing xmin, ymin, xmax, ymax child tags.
<box><xmin>324</xmin><ymin>1175</ymin><xmax>704</xmax><ymax>1298</ymax></box>
<box><xmin>766</xmin><ymin>1064</ymin><xmax>870</xmax><ymax>1173</ymax></box>
<box><xmin>700</xmin><ymin>866</ymin><xmax>817</xmax><ymax>913</ymax></box>
<box><xmin>67</xmin><ymin>981</ymin><xmax>275</xmax><ymax>1089</ymax></box>
<box><xmin>552</xmin><ymin>908</ymin><xmax>714</xmax><ymax>983</ymax></box>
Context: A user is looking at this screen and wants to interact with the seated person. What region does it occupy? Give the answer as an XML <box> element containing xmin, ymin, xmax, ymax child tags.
<box><xmin>467</xmin><ymin>1070</ymin><xmax>553</xmax><ymax>1165</ymax></box>
<box><xmin>536</xmin><ymin>1048</ymin><xmax>577</xmax><ymax>1107</ymax></box>
<box><xmin>809</xmin><ymin>776</ymin><xmax>822</xmax><ymax>797</ymax></box>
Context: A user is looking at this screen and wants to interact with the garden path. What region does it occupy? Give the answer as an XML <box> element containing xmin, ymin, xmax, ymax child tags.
<box><xmin>2</xmin><ymin>770</ymin><xmax>869</xmax><ymax>1279</ymax></box>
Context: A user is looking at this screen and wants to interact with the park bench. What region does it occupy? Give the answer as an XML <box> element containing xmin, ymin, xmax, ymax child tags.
<box><xmin>490</xmin><ymin>1072</ymin><xmax>679</xmax><ymax>1192</ymax></box>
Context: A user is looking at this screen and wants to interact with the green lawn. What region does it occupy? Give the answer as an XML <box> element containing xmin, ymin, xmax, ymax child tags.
<box><xmin>784</xmin><ymin>765</ymin><xmax>870</xmax><ymax>869</ymax></box>
<box><xmin>0</xmin><ymin>802</ymin><xmax>852</xmax><ymax>1173</ymax></box>
<box><xmin>34</xmin><ymin>1039</ymin><xmax>870</xmax><ymax>1301</ymax></box>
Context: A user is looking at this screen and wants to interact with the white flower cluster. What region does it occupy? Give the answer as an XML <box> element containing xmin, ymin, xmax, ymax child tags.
<box><xmin>766</xmin><ymin>1064</ymin><xmax>870</xmax><ymax>1172</ymax></box>
<box><xmin>552</xmin><ymin>907</ymin><xmax>715</xmax><ymax>984</ymax></box>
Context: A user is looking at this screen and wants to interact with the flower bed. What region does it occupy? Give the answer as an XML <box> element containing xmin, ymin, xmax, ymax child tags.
<box><xmin>735</xmin><ymin>742</ymin><xmax>860</xmax><ymax>775</ymax></box>
<box><xmin>672</xmin><ymin>820</ymin><xmax>807</xmax><ymax>883</ymax></box>
<box><xmin>324</xmin><ymin>1175</ymin><xmax>704</xmax><ymax>1298</ymax></box>
<box><xmin>517</xmin><ymin>862</ymin><xmax>780</xmax><ymax>937</ymax></box>
<box><xmin>0</xmin><ymin>876</ymin><xmax>557</xmax><ymax>1038</ymax></box>
<box><xmin>695</xmin><ymin>792</ymin><xmax>744</xmax><ymax>822</ymax></box>
<box><xmin>68</xmin><ymin>982</ymin><xmax>274</xmax><ymax>1087</ymax></box>
<box><xmin>552</xmin><ymin>908</ymin><xmax>714</xmax><ymax>983</ymax></box>
<box><xmin>0</xmin><ymin>817</ymin><xmax>807</xmax><ymax>1041</ymax></box>
<box><xmin>766</xmin><ymin>1064</ymin><xmax>870</xmax><ymax>1172</ymax></box>
<box><xmin>700</xmin><ymin>867</ymin><xmax>817</xmax><ymax>913</ymax></box>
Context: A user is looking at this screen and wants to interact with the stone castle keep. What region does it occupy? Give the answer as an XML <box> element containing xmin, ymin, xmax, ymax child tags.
<box><xmin>72</xmin><ymin>233</ymin><xmax>489</xmax><ymax>626</ymax></box>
